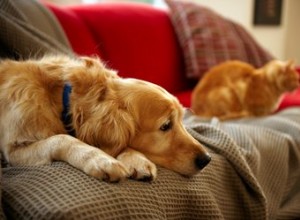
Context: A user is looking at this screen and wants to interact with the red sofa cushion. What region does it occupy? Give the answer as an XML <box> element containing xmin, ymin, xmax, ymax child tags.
<box><xmin>47</xmin><ymin>2</ymin><xmax>190</xmax><ymax>94</ymax></box>
<box><xmin>47</xmin><ymin>3</ymin><xmax>102</xmax><ymax>56</ymax></box>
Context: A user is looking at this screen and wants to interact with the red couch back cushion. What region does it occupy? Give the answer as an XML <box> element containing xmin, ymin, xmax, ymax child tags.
<box><xmin>47</xmin><ymin>2</ymin><xmax>189</xmax><ymax>93</ymax></box>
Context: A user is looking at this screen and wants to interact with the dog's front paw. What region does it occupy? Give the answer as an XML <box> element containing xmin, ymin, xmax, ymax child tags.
<box><xmin>117</xmin><ymin>149</ymin><xmax>157</xmax><ymax>182</ymax></box>
<box><xmin>83</xmin><ymin>152</ymin><xmax>129</xmax><ymax>183</ymax></box>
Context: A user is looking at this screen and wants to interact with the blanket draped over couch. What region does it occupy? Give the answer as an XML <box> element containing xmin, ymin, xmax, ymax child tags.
<box><xmin>3</xmin><ymin>108</ymin><xmax>300</xmax><ymax>219</ymax></box>
<box><xmin>0</xmin><ymin>0</ymin><xmax>71</xmax><ymax>59</ymax></box>
<box><xmin>1</xmin><ymin>0</ymin><xmax>300</xmax><ymax>219</ymax></box>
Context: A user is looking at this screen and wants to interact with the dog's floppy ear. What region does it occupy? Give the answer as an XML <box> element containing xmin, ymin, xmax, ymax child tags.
<box><xmin>82</xmin><ymin>56</ymin><xmax>98</xmax><ymax>68</ymax></box>
<box><xmin>67</xmin><ymin>57</ymin><xmax>117</xmax><ymax>95</ymax></box>
<box><xmin>76</xmin><ymin>101</ymin><xmax>136</xmax><ymax>153</ymax></box>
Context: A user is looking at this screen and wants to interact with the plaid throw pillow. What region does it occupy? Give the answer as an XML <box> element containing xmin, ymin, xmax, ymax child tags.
<box><xmin>165</xmin><ymin>0</ymin><xmax>274</xmax><ymax>79</ymax></box>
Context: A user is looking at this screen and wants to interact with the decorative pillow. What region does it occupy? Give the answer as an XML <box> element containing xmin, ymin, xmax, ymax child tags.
<box><xmin>165</xmin><ymin>0</ymin><xmax>274</xmax><ymax>79</ymax></box>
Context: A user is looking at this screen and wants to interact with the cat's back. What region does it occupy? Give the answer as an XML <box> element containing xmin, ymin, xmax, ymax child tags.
<box><xmin>193</xmin><ymin>61</ymin><xmax>255</xmax><ymax>96</ymax></box>
<box><xmin>192</xmin><ymin>60</ymin><xmax>256</xmax><ymax>118</ymax></box>
<box><xmin>202</xmin><ymin>60</ymin><xmax>255</xmax><ymax>82</ymax></box>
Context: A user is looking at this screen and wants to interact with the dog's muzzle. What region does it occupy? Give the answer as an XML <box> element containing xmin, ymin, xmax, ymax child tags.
<box><xmin>195</xmin><ymin>153</ymin><xmax>211</xmax><ymax>170</ymax></box>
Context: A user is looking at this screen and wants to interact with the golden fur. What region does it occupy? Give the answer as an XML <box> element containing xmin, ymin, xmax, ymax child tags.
<box><xmin>0</xmin><ymin>55</ymin><xmax>211</xmax><ymax>182</ymax></box>
<box><xmin>192</xmin><ymin>60</ymin><xmax>300</xmax><ymax>120</ymax></box>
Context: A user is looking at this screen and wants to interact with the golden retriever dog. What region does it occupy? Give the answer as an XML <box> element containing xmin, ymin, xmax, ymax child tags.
<box><xmin>0</xmin><ymin>55</ymin><xmax>211</xmax><ymax>182</ymax></box>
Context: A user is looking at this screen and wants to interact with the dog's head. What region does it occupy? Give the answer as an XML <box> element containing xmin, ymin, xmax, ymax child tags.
<box><xmin>70</xmin><ymin>57</ymin><xmax>211</xmax><ymax>176</ymax></box>
<box><xmin>115</xmin><ymin>79</ymin><xmax>211</xmax><ymax>176</ymax></box>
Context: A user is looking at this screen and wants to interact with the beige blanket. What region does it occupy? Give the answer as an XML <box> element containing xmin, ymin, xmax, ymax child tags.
<box><xmin>0</xmin><ymin>0</ymin><xmax>72</xmax><ymax>59</ymax></box>
<box><xmin>3</xmin><ymin>108</ymin><xmax>300</xmax><ymax>219</ymax></box>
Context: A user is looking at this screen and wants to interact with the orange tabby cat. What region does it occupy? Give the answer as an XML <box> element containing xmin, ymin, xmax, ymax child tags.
<box><xmin>191</xmin><ymin>60</ymin><xmax>300</xmax><ymax>120</ymax></box>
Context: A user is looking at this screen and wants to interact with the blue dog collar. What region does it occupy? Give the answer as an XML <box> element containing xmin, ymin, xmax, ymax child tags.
<box><xmin>62</xmin><ymin>83</ymin><xmax>76</xmax><ymax>136</ymax></box>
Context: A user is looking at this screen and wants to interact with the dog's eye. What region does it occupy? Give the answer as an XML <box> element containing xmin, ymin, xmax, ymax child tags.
<box><xmin>160</xmin><ymin>120</ymin><xmax>172</xmax><ymax>132</ymax></box>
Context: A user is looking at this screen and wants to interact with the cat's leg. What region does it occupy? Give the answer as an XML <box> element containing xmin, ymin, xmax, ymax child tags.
<box><xmin>219</xmin><ymin>111</ymin><xmax>252</xmax><ymax>120</ymax></box>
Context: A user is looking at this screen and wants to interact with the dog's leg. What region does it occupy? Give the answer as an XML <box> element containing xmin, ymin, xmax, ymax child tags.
<box><xmin>117</xmin><ymin>148</ymin><xmax>157</xmax><ymax>181</ymax></box>
<box><xmin>8</xmin><ymin>134</ymin><xmax>129</xmax><ymax>182</ymax></box>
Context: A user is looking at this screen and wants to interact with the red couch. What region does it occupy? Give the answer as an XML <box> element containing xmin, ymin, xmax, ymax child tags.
<box><xmin>47</xmin><ymin>2</ymin><xmax>300</xmax><ymax>111</ymax></box>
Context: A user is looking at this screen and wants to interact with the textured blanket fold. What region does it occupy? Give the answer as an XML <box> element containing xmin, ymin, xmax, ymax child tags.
<box><xmin>184</xmin><ymin>108</ymin><xmax>300</xmax><ymax>219</ymax></box>
<box><xmin>3</xmin><ymin>108</ymin><xmax>300</xmax><ymax>219</ymax></box>
<box><xmin>0</xmin><ymin>0</ymin><xmax>72</xmax><ymax>59</ymax></box>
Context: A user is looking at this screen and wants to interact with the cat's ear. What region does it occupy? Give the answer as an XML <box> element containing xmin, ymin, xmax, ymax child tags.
<box><xmin>286</xmin><ymin>60</ymin><xmax>295</xmax><ymax>70</ymax></box>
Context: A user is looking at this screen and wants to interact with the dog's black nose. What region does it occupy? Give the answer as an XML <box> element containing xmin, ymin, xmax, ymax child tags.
<box><xmin>195</xmin><ymin>153</ymin><xmax>211</xmax><ymax>170</ymax></box>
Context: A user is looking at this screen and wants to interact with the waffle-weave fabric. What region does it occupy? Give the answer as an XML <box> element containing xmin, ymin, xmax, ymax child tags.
<box><xmin>3</xmin><ymin>108</ymin><xmax>300</xmax><ymax>219</ymax></box>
